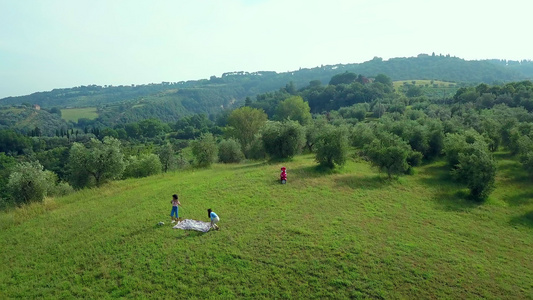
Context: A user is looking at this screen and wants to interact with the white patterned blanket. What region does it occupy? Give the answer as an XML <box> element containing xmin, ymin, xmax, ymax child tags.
<box><xmin>172</xmin><ymin>219</ymin><xmax>211</xmax><ymax>232</ymax></box>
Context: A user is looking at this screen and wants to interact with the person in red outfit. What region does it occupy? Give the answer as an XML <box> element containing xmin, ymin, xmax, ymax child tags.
<box><xmin>280</xmin><ymin>167</ymin><xmax>287</xmax><ymax>184</ymax></box>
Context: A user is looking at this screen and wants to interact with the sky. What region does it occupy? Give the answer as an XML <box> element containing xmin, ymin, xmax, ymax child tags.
<box><xmin>1</xmin><ymin>0</ymin><xmax>531</xmax><ymax>98</ymax></box>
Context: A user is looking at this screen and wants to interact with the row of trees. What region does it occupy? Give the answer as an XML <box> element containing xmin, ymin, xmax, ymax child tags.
<box><xmin>2</xmin><ymin>75</ymin><xmax>533</xmax><ymax>209</ymax></box>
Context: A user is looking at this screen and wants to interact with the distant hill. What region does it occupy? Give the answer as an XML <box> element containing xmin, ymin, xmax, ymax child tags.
<box><xmin>0</xmin><ymin>54</ymin><xmax>531</xmax><ymax>127</ymax></box>
<box><xmin>0</xmin><ymin>106</ymin><xmax>66</xmax><ymax>136</ymax></box>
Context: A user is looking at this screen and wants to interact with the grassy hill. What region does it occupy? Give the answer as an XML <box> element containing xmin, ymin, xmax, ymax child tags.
<box><xmin>1</xmin><ymin>154</ymin><xmax>532</xmax><ymax>298</ymax></box>
<box><xmin>60</xmin><ymin>107</ymin><xmax>99</xmax><ymax>123</ymax></box>
<box><xmin>0</xmin><ymin>106</ymin><xmax>67</xmax><ymax>136</ymax></box>
<box><xmin>393</xmin><ymin>80</ymin><xmax>459</xmax><ymax>98</ymax></box>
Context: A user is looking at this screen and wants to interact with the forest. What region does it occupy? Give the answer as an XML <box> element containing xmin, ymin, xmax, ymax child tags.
<box><xmin>1</xmin><ymin>64</ymin><xmax>533</xmax><ymax>209</ymax></box>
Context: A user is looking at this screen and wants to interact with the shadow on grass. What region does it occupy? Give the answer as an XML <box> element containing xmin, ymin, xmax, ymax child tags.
<box><xmin>230</xmin><ymin>161</ymin><xmax>269</xmax><ymax>170</ymax></box>
<box><xmin>290</xmin><ymin>165</ymin><xmax>340</xmax><ymax>179</ymax></box>
<box><xmin>418</xmin><ymin>164</ymin><xmax>482</xmax><ymax>212</ymax></box>
<box><xmin>175</xmin><ymin>230</ymin><xmax>206</xmax><ymax>239</ymax></box>
<box><xmin>509</xmin><ymin>210</ymin><xmax>533</xmax><ymax>228</ymax></box>
<box><xmin>334</xmin><ymin>175</ymin><xmax>392</xmax><ymax>190</ymax></box>
<box><xmin>432</xmin><ymin>190</ymin><xmax>483</xmax><ymax>212</ymax></box>
<box><xmin>493</xmin><ymin>152</ymin><xmax>515</xmax><ymax>160</ymax></box>
<box><xmin>502</xmin><ymin>191</ymin><xmax>533</xmax><ymax>207</ymax></box>
<box><xmin>497</xmin><ymin>159</ymin><xmax>530</xmax><ymax>182</ymax></box>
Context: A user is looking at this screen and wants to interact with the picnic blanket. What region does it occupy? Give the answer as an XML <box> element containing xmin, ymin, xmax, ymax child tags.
<box><xmin>172</xmin><ymin>219</ymin><xmax>211</xmax><ymax>232</ymax></box>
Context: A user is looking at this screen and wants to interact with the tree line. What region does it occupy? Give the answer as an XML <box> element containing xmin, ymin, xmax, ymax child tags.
<box><xmin>1</xmin><ymin>74</ymin><xmax>533</xmax><ymax>209</ymax></box>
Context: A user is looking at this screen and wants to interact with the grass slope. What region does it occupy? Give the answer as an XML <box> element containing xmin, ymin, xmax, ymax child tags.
<box><xmin>393</xmin><ymin>80</ymin><xmax>456</xmax><ymax>89</ymax></box>
<box><xmin>1</xmin><ymin>154</ymin><xmax>532</xmax><ymax>299</ymax></box>
<box><xmin>61</xmin><ymin>107</ymin><xmax>98</xmax><ymax>123</ymax></box>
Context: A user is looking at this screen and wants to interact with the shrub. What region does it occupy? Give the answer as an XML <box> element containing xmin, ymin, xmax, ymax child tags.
<box><xmin>218</xmin><ymin>138</ymin><xmax>245</xmax><ymax>163</ymax></box>
<box><xmin>68</xmin><ymin>137</ymin><xmax>125</xmax><ymax>188</ymax></box>
<box><xmin>407</xmin><ymin>151</ymin><xmax>423</xmax><ymax>167</ymax></box>
<box><xmin>363</xmin><ymin>132</ymin><xmax>412</xmax><ymax>178</ymax></box>
<box><xmin>48</xmin><ymin>181</ymin><xmax>74</xmax><ymax>197</ymax></box>
<box><xmin>452</xmin><ymin>145</ymin><xmax>496</xmax><ymax>201</ymax></box>
<box><xmin>315</xmin><ymin>125</ymin><xmax>349</xmax><ymax>168</ymax></box>
<box><xmin>191</xmin><ymin>133</ymin><xmax>218</xmax><ymax>167</ymax></box>
<box><xmin>274</xmin><ymin>96</ymin><xmax>312</xmax><ymax>125</ymax></box>
<box><xmin>176</xmin><ymin>153</ymin><xmax>190</xmax><ymax>169</ymax></box>
<box><xmin>7</xmin><ymin>161</ymin><xmax>52</xmax><ymax>205</ymax></box>
<box><xmin>304</xmin><ymin>118</ymin><xmax>328</xmax><ymax>153</ymax></box>
<box><xmin>443</xmin><ymin>130</ymin><xmax>487</xmax><ymax>168</ymax></box>
<box><xmin>124</xmin><ymin>154</ymin><xmax>162</xmax><ymax>178</ymax></box>
<box><xmin>246</xmin><ymin>134</ymin><xmax>266</xmax><ymax>160</ymax></box>
<box><xmin>261</xmin><ymin>121</ymin><xmax>306</xmax><ymax>159</ymax></box>
<box><xmin>351</xmin><ymin>123</ymin><xmax>375</xmax><ymax>148</ymax></box>
<box><xmin>157</xmin><ymin>143</ymin><xmax>178</xmax><ymax>173</ymax></box>
<box><xmin>372</xmin><ymin>103</ymin><xmax>386</xmax><ymax>118</ymax></box>
<box><xmin>0</xmin><ymin>153</ymin><xmax>17</xmax><ymax>202</ymax></box>
<box><xmin>520</xmin><ymin>150</ymin><xmax>533</xmax><ymax>176</ymax></box>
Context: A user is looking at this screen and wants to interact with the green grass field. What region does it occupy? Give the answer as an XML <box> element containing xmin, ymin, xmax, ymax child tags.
<box><xmin>1</xmin><ymin>154</ymin><xmax>532</xmax><ymax>298</ymax></box>
<box><xmin>61</xmin><ymin>107</ymin><xmax>98</xmax><ymax>122</ymax></box>
<box><xmin>393</xmin><ymin>80</ymin><xmax>456</xmax><ymax>89</ymax></box>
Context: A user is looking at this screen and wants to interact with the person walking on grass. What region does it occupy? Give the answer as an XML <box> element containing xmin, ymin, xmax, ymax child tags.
<box><xmin>207</xmin><ymin>208</ymin><xmax>220</xmax><ymax>230</ymax></box>
<box><xmin>280</xmin><ymin>166</ymin><xmax>287</xmax><ymax>184</ymax></box>
<box><xmin>170</xmin><ymin>194</ymin><xmax>181</xmax><ymax>223</ymax></box>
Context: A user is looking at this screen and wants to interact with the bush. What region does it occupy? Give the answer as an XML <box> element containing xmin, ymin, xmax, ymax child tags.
<box><xmin>304</xmin><ymin>117</ymin><xmax>328</xmax><ymax>153</ymax></box>
<box><xmin>124</xmin><ymin>154</ymin><xmax>162</xmax><ymax>178</ymax></box>
<box><xmin>246</xmin><ymin>134</ymin><xmax>266</xmax><ymax>160</ymax></box>
<box><xmin>218</xmin><ymin>138</ymin><xmax>245</xmax><ymax>163</ymax></box>
<box><xmin>443</xmin><ymin>130</ymin><xmax>487</xmax><ymax>168</ymax></box>
<box><xmin>48</xmin><ymin>181</ymin><xmax>74</xmax><ymax>197</ymax></box>
<box><xmin>351</xmin><ymin>123</ymin><xmax>375</xmax><ymax>148</ymax></box>
<box><xmin>274</xmin><ymin>96</ymin><xmax>312</xmax><ymax>125</ymax></box>
<box><xmin>67</xmin><ymin>137</ymin><xmax>125</xmax><ymax>188</ymax></box>
<box><xmin>176</xmin><ymin>153</ymin><xmax>190</xmax><ymax>169</ymax></box>
<box><xmin>372</xmin><ymin>103</ymin><xmax>386</xmax><ymax>118</ymax></box>
<box><xmin>452</xmin><ymin>144</ymin><xmax>496</xmax><ymax>201</ymax></box>
<box><xmin>363</xmin><ymin>132</ymin><xmax>412</xmax><ymax>178</ymax></box>
<box><xmin>157</xmin><ymin>143</ymin><xmax>178</xmax><ymax>173</ymax></box>
<box><xmin>315</xmin><ymin>125</ymin><xmax>349</xmax><ymax>168</ymax></box>
<box><xmin>191</xmin><ymin>133</ymin><xmax>218</xmax><ymax>167</ymax></box>
<box><xmin>261</xmin><ymin>121</ymin><xmax>306</xmax><ymax>159</ymax></box>
<box><xmin>7</xmin><ymin>161</ymin><xmax>52</xmax><ymax>205</ymax></box>
<box><xmin>0</xmin><ymin>153</ymin><xmax>17</xmax><ymax>202</ymax></box>
<box><xmin>407</xmin><ymin>151</ymin><xmax>423</xmax><ymax>167</ymax></box>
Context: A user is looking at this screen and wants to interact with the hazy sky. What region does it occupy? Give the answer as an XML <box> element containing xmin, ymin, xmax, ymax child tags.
<box><xmin>1</xmin><ymin>0</ymin><xmax>531</xmax><ymax>98</ymax></box>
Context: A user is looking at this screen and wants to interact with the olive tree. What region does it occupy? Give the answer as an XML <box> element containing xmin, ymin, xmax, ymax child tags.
<box><xmin>68</xmin><ymin>137</ymin><xmax>125</xmax><ymax>188</ymax></box>
<box><xmin>261</xmin><ymin>121</ymin><xmax>306</xmax><ymax>159</ymax></box>
<box><xmin>452</xmin><ymin>144</ymin><xmax>496</xmax><ymax>201</ymax></box>
<box><xmin>7</xmin><ymin>161</ymin><xmax>53</xmax><ymax>205</ymax></box>
<box><xmin>218</xmin><ymin>138</ymin><xmax>245</xmax><ymax>163</ymax></box>
<box><xmin>315</xmin><ymin>125</ymin><xmax>349</xmax><ymax>169</ymax></box>
<box><xmin>157</xmin><ymin>143</ymin><xmax>178</xmax><ymax>173</ymax></box>
<box><xmin>363</xmin><ymin>132</ymin><xmax>412</xmax><ymax>178</ymax></box>
<box><xmin>191</xmin><ymin>133</ymin><xmax>218</xmax><ymax>167</ymax></box>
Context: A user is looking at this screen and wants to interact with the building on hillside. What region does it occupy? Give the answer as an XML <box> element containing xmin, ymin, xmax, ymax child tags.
<box><xmin>33</xmin><ymin>104</ymin><xmax>40</xmax><ymax>110</ymax></box>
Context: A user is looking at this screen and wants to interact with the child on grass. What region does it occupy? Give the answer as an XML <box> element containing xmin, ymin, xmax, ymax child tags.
<box><xmin>207</xmin><ymin>208</ymin><xmax>219</xmax><ymax>230</ymax></box>
<box><xmin>170</xmin><ymin>194</ymin><xmax>181</xmax><ymax>223</ymax></box>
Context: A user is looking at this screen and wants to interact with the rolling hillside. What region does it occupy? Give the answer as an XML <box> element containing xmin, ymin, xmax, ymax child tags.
<box><xmin>1</xmin><ymin>154</ymin><xmax>531</xmax><ymax>298</ymax></box>
<box><xmin>1</xmin><ymin>55</ymin><xmax>530</xmax><ymax>112</ymax></box>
